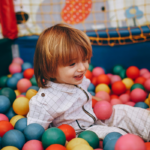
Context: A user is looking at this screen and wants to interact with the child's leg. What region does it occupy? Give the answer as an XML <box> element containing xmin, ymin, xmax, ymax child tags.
<box><xmin>97</xmin><ymin>104</ymin><xmax>150</xmax><ymax>141</ymax></box>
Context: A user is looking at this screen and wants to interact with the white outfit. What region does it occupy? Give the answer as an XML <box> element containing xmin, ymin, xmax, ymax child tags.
<box><xmin>27</xmin><ymin>76</ymin><xmax>150</xmax><ymax>141</ymax></box>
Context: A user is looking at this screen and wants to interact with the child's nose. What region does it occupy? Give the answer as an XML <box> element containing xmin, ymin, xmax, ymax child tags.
<box><xmin>78</xmin><ymin>63</ymin><xmax>86</xmax><ymax>71</ymax></box>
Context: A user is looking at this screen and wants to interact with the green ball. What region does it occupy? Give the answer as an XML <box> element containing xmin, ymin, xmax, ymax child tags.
<box><xmin>0</xmin><ymin>87</ymin><xmax>16</xmax><ymax>104</ymax></box>
<box><xmin>130</xmin><ymin>83</ymin><xmax>145</xmax><ymax>91</ymax></box>
<box><xmin>0</xmin><ymin>76</ymin><xmax>8</xmax><ymax>88</ymax></box>
<box><xmin>119</xmin><ymin>69</ymin><xmax>126</xmax><ymax>79</ymax></box>
<box><xmin>112</xmin><ymin>65</ymin><xmax>124</xmax><ymax>75</ymax></box>
<box><xmin>30</xmin><ymin>77</ymin><xmax>38</xmax><ymax>86</ymax></box>
<box><xmin>78</xmin><ymin>130</ymin><xmax>99</xmax><ymax>149</ymax></box>
<box><xmin>41</xmin><ymin>127</ymin><xmax>66</xmax><ymax>149</ymax></box>
<box><xmin>88</xmin><ymin>64</ymin><xmax>94</xmax><ymax>72</ymax></box>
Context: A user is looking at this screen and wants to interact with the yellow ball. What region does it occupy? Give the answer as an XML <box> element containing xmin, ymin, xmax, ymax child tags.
<box><xmin>144</xmin><ymin>98</ymin><xmax>150</xmax><ymax>106</ymax></box>
<box><xmin>122</xmin><ymin>78</ymin><xmax>134</xmax><ymax>90</ymax></box>
<box><xmin>1</xmin><ymin>146</ymin><xmax>19</xmax><ymax>150</ymax></box>
<box><xmin>10</xmin><ymin>115</ymin><xmax>25</xmax><ymax>127</ymax></box>
<box><xmin>95</xmin><ymin>83</ymin><xmax>110</xmax><ymax>94</ymax></box>
<box><xmin>14</xmin><ymin>90</ymin><xmax>21</xmax><ymax>97</ymax></box>
<box><xmin>26</xmin><ymin>89</ymin><xmax>37</xmax><ymax>100</ymax></box>
<box><xmin>7</xmin><ymin>74</ymin><xmax>12</xmax><ymax>78</ymax></box>
<box><xmin>72</xmin><ymin>144</ymin><xmax>93</xmax><ymax>150</ymax></box>
<box><xmin>66</xmin><ymin>138</ymin><xmax>89</xmax><ymax>150</ymax></box>
<box><xmin>13</xmin><ymin>97</ymin><xmax>29</xmax><ymax>115</ymax></box>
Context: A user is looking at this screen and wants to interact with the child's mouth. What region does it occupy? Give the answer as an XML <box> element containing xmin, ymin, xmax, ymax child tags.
<box><xmin>74</xmin><ymin>74</ymin><xmax>83</xmax><ymax>80</ymax></box>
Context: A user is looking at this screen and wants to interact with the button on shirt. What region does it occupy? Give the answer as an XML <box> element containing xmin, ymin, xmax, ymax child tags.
<box><xmin>27</xmin><ymin>76</ymin><xmax>97</xmax><ymax>130</ymax></box>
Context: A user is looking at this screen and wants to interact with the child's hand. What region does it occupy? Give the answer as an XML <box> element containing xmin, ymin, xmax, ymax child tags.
<box><xmin>92</xmin><ymin>96</ymin><xmax>102</xmax><ymax>101</ymax></box>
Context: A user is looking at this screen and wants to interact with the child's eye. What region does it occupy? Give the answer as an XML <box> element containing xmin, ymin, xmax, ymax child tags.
<box><xmin>70</xmin><ymin>63</ymin><xmax>75</xmax><ymax>66</ymax></box>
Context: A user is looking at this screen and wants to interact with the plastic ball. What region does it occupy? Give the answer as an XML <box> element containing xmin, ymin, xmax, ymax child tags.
<box><xmin>134</xmin><ymin>102</ymin><xmax>149</xmax><ymax>109</ymax></box>
<box><xmin>119</xmin><ymin>69</ymin><xmax>126</xmax><ymax>79</ymax></box>
<box><xmin>58</xmin><ymin>124</ymin><xmax>76</xmax><ymax>142</ymax></box>
<box><xmin>26</xmin><ymin>89</ymin><xmax>37</xmax><ymax>100</ymax></box>
<box><xmin>46</xmin><ymin>144</ymin><xmax>66</xmax><ymax>150</ymax></box>
<box><xmin>92</xmin><ymin>98</ymin><xmax>98</xmax><ymax>108</ymax></box>
<box><xmin>9</xmin><ymin>63</ymin><xmax>22</xmax><ymax>74</ymax></box>
<box><xmin>0</xmin><ymin>121</ymin><xmax>14</xmax><ymax>137</ymax></box>
<box><xmin>13</xmin><ymin>97</ymin><xmax>29</xmax><ymax>115</ymax></box>
<box><xmin>23</xmin><ymin>123</ymin><xmax>45</xmax><ymax>141</ymax></box>
<box><xmin>142</xmin><ymin>72</ymin><xmax>150</xmax><ymax>79</ymax></box>
<box><xmin>0</xmin><ymin>87</ymin><xmax>16</xmax><ymax>104</ymax></box>
<box><xmin>21</xmin><ymin>62</ymin><xmax>33</xmax><ymax>72</ymax></box>
<box><xmin>135</xmin><ymin>77</ymin><xmax>146</xmax><ymax>85</ymax></box>
<box><xmin>112</xmin><ymin>65</ymin><xmax>124</xmax><ymax>75</ymax></box>
<box><xmin>22</xmin><ymin>140</ymin><xmax>44</xmax><ymax>150</ymax></box>
<box><xmin>0</xmin><ymin>76</ymin><xmax>8</xmax><ymax>88</ymax></box>
<box><xmin>23</xmin><ymin>68</ymin><xmax>34</xmax><ymax>79</ymax></box>
<box><xmin>115</xmin><ymin>134</ymin><xmax>146</xmax><ymax>150</ymax></box>
<box><xmin>10</xmin><ymin>115</ymin><xmax>25</xmax><ymax>127</ymax></box>
<box><xmin>78</xmin><ymin>130</ymin><xmax>99</xmax><ymax>149</ymax></box>
<box><xmin>110</xmin><ymin>75</ymin><xmax>121</xmax><ymax>84</ymax></box>
<box><xmin>126</xmin><ymin>66</ymin><xmax>140</xmax><ymax>79</ymax></box>
<box><xmin>125</xmin><ymin>101</ymin><xmax>135</xmax><ymax>107</ymax></box>
<box><xmin>66</xmin><ymin>138</ymin><xmax>89</xmax><ymax>150</ymax></box>
<box><xmin>91</xmin><ymin>76</ymin><xmax>98</xmax><ymax>86</ymax></box>
<box><xmin>85</xmin><ymin>70</ymin><xmax>93</xmax><ymax>81</ymax></box>
<box><xmin>0</xmin><ymin>114</ymin><xmax>9</xmax><ymax>121</ymax></box>
<box><xmin>110</xmin><ymin>94</ymin><xmax>119</xmax><ymax>100</ymax></box>
<box><xmin>0</xmin><ymin>95</ymin><xmax>11</xmax><ymax>113</ymax></box>
<box><xmin>72</xmin><ymin>144</ymin><xmax>93</xmax><ymax>150</ymax></box>
<box><xmin>6</xmin><ymin>77</ymin><xmax>18</xmax><ymax>89</ymax></box>
<box><xmin>1</xmin><ymin>129</ymin><xmax>26</xmax><ymax>149</ymax></box>
<box><xmin>88</xmin><ymin>83</ymin><xmax>95</xmax><ymax>92</ymax></box>
<box><xmin>144</xmin><ymin>79</ymin><xmax>150</xmax><ymax>92</ymax></box>
<box><xmin>28</xmin><ymin>85</ymin><xmax>39</xmax><ymax>91</ymax></box>
<box><xmin>140</xmin><ymin>68</ymin><xmax>149</xmax><ymax>76</ymax></box>
<box><xmin>130</xmin><ymin>88</ymin><xmax>147</xmax><ymax>103</ymax></box>
<box><xmin>107</xmin><ymin>73</ymin><xmax>113</xmax><ymax>79</ymax></box>
<box><xmin>95</xmin><ymin>84</ymin><xmax>110</xmax><ymax>94</ymax></box>
<box><xmin>122</xmin><ymin>78</ymin><xmax>134</xmax><ymax>90</ymax></box>
<box><xmin>12</xmin><ymin>73</ymin><xmax>23</xmax><ymax>80</ymax></box>
<box><xmin>111</xmin><ymin>81</ymin><xmax>126</xmax><ymax>95</ymax></box>
<box><xmin>97</xmin><ymin>74</ymin><xmax>110</xmax><ymax>85</ymax></box>
<box><xmin>30</xmin><ymin>77</ymin><xmax>38</xmax><ymax>86</ymax></box>
<box><xmin>17</xmin><ymin>78</ymin><xmax>32</xmax><ymax>93</ymax></box>
<box><xmin>88</xmin><ymin>64</ymin><xmax>94</xmax><ymax>72</ymax></box>
<box><xmin>94</xmin><ymin>101</ymin><xmax>112</xmax><ymax>120</ymax></box>
<box><xmin>42</xmin><ymin>127</ymin><xmax>66</xmax><ymax>149</ymax></box>
<box><xmin>14</xmin><ymin>118</ymin><xmax>27</xmax><ymax>132</ymax></box>
<box><xmin>104</xmin><ymin>138</ymin><xmax>118</xmax><ymax>150</ymax></box>
<box><xmin>110</xmin><ymin>98</ymin><xmax>122</xmax><ymax>106</ymax></box>
<box><xmin>119</xmin><ymin>94</ymin><xmax>130</xmax><ymax>104</ymax></box>
<box><xmin>14</xmin><ymin>90</ymin><xmax>21</xmax><ymax>97</ymax></box>
<box><xmin>5</xmin><ymin>107</ymin><xmax>17</xmax><ymax>120</ymax></box>
<box><xmin>92</xmin><ymin>67</ymin><xmax>105</xmax><ymax>77</ymax></box>
<box><xmin>130</xmin><ymin>83</ymin><xmax>145</xmax><ymax>91</ymax></box>
<box><xmin>95</xmin><ymin>91</ymin><xmax>110</xmax><ymax>101</ymax></box>
<box><xmin>145</xmin><ymin>142</ymin><xmax>150</xmax><ymax>150</ymax></box>
<box><xmin>12</xmin><ymin>57</ymin><xmax>24</xmax><ymax>65</ymax></box>
<box><xmin>1</xmin><ymin>146</ymin><xmax>19</xmax><ymax>150</ymax></box>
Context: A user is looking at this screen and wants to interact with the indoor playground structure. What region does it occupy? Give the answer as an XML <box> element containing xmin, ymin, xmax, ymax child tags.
<box><xmin>0</xmin><ymin>0</ymin><xmax>150</xmax><ymax>150</ymax></box>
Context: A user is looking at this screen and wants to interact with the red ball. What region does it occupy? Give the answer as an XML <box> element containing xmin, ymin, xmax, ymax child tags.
<box><xmin>126</xmin><ymin>66</ymin><xmax>140</xmax><ymax>79</ymax></box>
<box><xmin>134</xmin><ymin>77</ymin><xmax>146</xmax><ymax>85</ymax></box>
<box><xmin>23</xmin><ymin>68</ymin><xmax>34</xmax><ymax>79</ymax></box>
<box><xmin>111</xmin><ymin>81</ymin><xmax>126</xmax><ymax>95</ymax></box>
<box><xmin>144</xmin><ymin>79</ymin><xmax>150</xmax><ymax>92</ymax></box>
<box><xmin>97</xmin><ymin>74</ymin><xmax>110</xmax><ymax>85</ymax></box>
<box><xmin>110</xmin><ymin>98</ymin><xmax>122</xmax><ymax>106</ymax></box>
<box><xmin>110</xmin><ymin>94</ymin><xmax>119</xmax><ymax>100</ymax></box>
<box><xmin>0</xmin><ymin>120</ymin><xmax>14</xmax><ymax>137</ymax></box>
<box><xmin>91</xmin><ymin>76</ymin><xmax>98</xmax><ymax>86</ymax></box>
<box><xmin>85</xmin><ymin>70</ymin><xmax>92</xmax><ymax>81</ymax></box>
<box><xmin>58</xmin><ymin>124</ymin><xmax>76</xmax><ymax>141</ymax></box>
<box><xmin>115</xmin><ymin>134</ymin><xmax>146</xmax><ymax>150</ymax></box>
<box><xmin>46</xmin><ymin>144</ymin><xmax>67</xmax><ymax>150</ymax></box>
<box><xmin>145</xmin><ymin>142</ymin><xmax>150</xmax><ymax>150</ymax></box>
<box><xmin>94</xmin><ymin>101</ymin><xmax>112</xmax><ymax>120</ymax></box>
<box><xmin>92</xmin><ymin>98</ymin><xmax>98</xmax><ymax>108</ymax></box>
<box><xmin>119</xmin><ymin>94</ymin><xmax>130</xmax><ymax>104</ymax></box>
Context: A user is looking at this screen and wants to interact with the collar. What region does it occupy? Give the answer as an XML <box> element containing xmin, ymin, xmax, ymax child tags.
<box><xmin>46</xmin><ymin>81</ymin><xmax>77</xmax><ymax>93</ymax></box>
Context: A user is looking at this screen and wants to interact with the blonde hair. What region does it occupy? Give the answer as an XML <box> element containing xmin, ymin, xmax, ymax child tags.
<box><xmin>34</xmin><ymin>23</ymin><xmax>92</xmax><ymax>88</ymax></box>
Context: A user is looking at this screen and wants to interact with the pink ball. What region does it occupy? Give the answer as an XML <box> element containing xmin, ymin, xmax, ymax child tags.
<box><xmin>92</xmin><ymin>67</ymin><xmax>105</xmax><ymax>77</ymax></box>
<box><xmin>119</xmin><ymin>94</ymin><xmax>130</xmax><ymax>104</ymax></box>
<box><xmin>17</xmin><ymin>78</ymin><xmax>32</xmax><ymax>93</ymax></box>
<box><xmin>22</xmin><ymin>140</ymin><xmax>44</xmax><ymax>150</ymax></box>
<box><xmin>9</xmin><ymin>63</ymin><xmax>22</xmax><ymax>74</ymax></box>
<box><xmin>0</xmin><ymin>113</ymin><xmax>9</xmax><ymax>121</ymax></box>
<box><xmin>144</xmin><ymin>79</ymin><xmax>150</xmax><ymax>92</ymax></box>
<box><xmin>115</xmin><ymin>134</ymin><xmax>146</xmax><ymax>150</ymax></box>
<box><xmin>12</xmin><ymin>57</ymin><xmax>24</xmax><ymax>65</ymax></box>
<box><xmin>110</xmin><ymin>98</ymin><xmax>122</xmax><ymax>106</ymax></box>
<box><xmin>130</xmin><ymin>88</ymin><xmax>147</xmax><ymax>103</ymax></box>
<box><xmin>125</xmin><ymin>101</ymin><xmax>135</xmax><ymax>107</ymax></box>
<box><xmin>140</xmin><ymin>68</ymin><xmax>149</xmax><ymax>76</ymax></box>
<box><xmin>94</xmin><ymin>101</ymin><xmax>112</xmax><ymax>120</ymax></box>
<box><xmin>107</xmin><ymin>73</ymin><xmax>113</xmax><ymax>79</ymax></box>
<box><xmin>110</xmin><ymin>75</ymin><xmax>122</xmax><ymax>84</ymax></box>
<box><xmin>142</xmin><ymin>72</ymin><xmax>150</xmax><ymax>79</ymax></box>
<box><xmin>95</xmin><ymin>91</ymin><xmax>110</xmax><ymax>102</ymax></box>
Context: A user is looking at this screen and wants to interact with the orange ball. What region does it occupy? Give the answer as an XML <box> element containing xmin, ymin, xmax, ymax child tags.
<box><xmin>134</xmin><ymin>76</ymin><xmax>146</xmax><ymax>85</ymax></box>
<box><xmin>23</xmin><ymin>68</ymin><xmax>34</xmax><ymax>79</ymax></box>
<box><xmin>97</xmin><ymin>74</ymin><xmax>110</xmax><ymax>85</ymax></box>
<box><xmin>46</xmin><ymin>144</ymin><xmax>67</xmax><ymax>150</ymax></box>
<box><xmin>126</xmin><ymin>66</ymin><xmax>140</xmax><ymax>79</ymax></box>
<box><xmin>91</xmin><ymin>76</ymin><xmax>97</xmax><ymax>86</ymax></box>
<box><xmin>92</xmin><ymin>98</ymin><xmax>98</xmax><ymax>108</ymax></box>
<box><xmin>58</xmin><ymin>124</ymin><xmax>76</xmax><ymax>142</ymax></box>
<box><xmin>110</xmin><ymin>94</ymin><xmax>119</xmax><ymax>100</ymax></box>
<box><xmin>145</xmin><ymin>142</ymin><xmax>150</xmax><ymax>150</ymax></box>
<box><xmin>85</xmin><ymin>70</ymin><xmax>92</xmax><ymax>81</ymax></box>
<box><xmin>111</xmin><ymin>81</ymin><xmax>126</xmax><ymax>95</ymax></box>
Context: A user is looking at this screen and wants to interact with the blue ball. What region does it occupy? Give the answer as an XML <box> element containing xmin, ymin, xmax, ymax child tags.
<box><xmin>6</xmin><ymin>77</ymin><xmax>18</xmax><ymax>89</ymax></box>
<box><xmin>0</xmin><ymin>95</ymin><xmax>11</xmax><ymax>113</ymax></box>
<box><xmin>104</xmin><ymin>138</ymin><xmax>118</xmax><ymax>150</ymax></box>
<box><xmin>22</xmin><ymin>62</ymin><xmax>33</xmax><ymax>72</ymax></box>
<box><xmin>5</xmin><ymin>107</ymin><xmax>17</xmax><ymax>120</ymax></box>
<box><xmin>15</xmin><ymin>118</ymin><xmax>27</xmax><ymax>132</ymax></box>
<box><xmin>88</xmin><ymin>83</ymin><xmax>95</xmax><ymax>92</ymax></box>
<box><xmin>23</xmin><ymin>123</ymin><xmax>45</xmax><ymax>141</ymax></box>
<box><xmin>21</xmin><ymin>92</ymin><xmax>26</xmax><ymax>96</ymax></box>
<box><xmin>12</xmin><ymin>73</ymin><xmax>23</xmax><ymax>80</ymax></box>
<box><xmin>28</xmin><ymin>86</ymin><xmax>39</xmax><ymax>91</ymax></box>
<box><xmin>134</xmin><ymin>102</ymin><xmax>149</xmax><ymax>109</ymax></box>
<box><xmin>1</xmin><ymin>129</ymin><xmax>25</xmax><ymax>149</ymax></box>
<box><xmin>103</xmin><ymin>132</ymin><xmax>122</xmax><ymax>148</ymax></box>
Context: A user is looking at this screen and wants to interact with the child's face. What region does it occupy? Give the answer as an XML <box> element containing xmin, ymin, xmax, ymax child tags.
<box><xmin>55</xmin><ymin>59</ymin><xmax>89</xmax><ymax>85</ymax></box>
